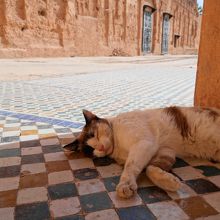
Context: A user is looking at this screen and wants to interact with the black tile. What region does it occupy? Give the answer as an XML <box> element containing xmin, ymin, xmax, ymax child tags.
<box><xmin>172</xmin><ymin>157</ymin><xmax>189</xmax><ymax>168</ymax></box>
<box><xmin>0</xmin><ymin>148</ymin><xmax>20</xmax><ymax>158</ymax></box>
<box><xmin>117</xmin><ymin>205</ymin><xmax>156</xmax><ymax>220</ymax></box>
<box><xmin>0</xmin><ymin>165</ymin><xmax>20</xmax><ymax>178</ymax></box>
<box><xmin>1</xmin><ymin>136</ymin><xmax>20</xmax><ymax>143</ymax></box>
<box><xmin>93</xmin><ymin>157</ymin><xmax>115</xmax><ymax>166</ymax></box>
<box><xmin>21</xmin><ymin>154</ymin><xmax>44</xmax><ymax>164</ymax></box>
<box><xmin>185</xmin><ymin>178</ymin><xmax>220</xmax><ymax>194</ymax></box>
<box><xmin>42</xmin><ymin>145</ymin><xmax>63</xmax><ymax>153</ymax></box>
<box><xmin>194</xmin><ymin>165</ymin><xmax>220</xmax><ymax>176</ymax></box>
<box><xmin>79</xmin><ymin>192</ymin><xmax>113</xmax><ymax>213</ymax></box>
<box><xmin>48</xmin><ymin>182</ymin><xmax>78</xmax><ymax>200</ymax></box>
<box><xmin>138</xmin><ymin>186</ymin><xmax>171</xmax><ymax>204</ymax></box>
<box><xmin>15</xmin><ymin>202</ymin><xmax>50</xmax><ymax>220</ymax></box>
<box><xmin>55</xmin><ymin>215</ymin><xmax>85</xmax><ymax>220</ymax></box>
<box><xmin>73</xmin><ymin>168</ymin><xmax>99</xmax><ymax>181</ymax></box>
<box><xmin>20</xmin><ymin>140</ymin><xmax>41</xmax><ymax>148</ymax></box>
<box><xmin>103</xmin><ymin>176</ymin><xmax>120</xmax><ymax>192</ymax></box>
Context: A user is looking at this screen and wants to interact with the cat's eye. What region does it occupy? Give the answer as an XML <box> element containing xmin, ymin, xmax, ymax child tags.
<box><xmin>88</xmin><ymin>133</ymin><xmax>95</xmax><ymax>138</ymax></box>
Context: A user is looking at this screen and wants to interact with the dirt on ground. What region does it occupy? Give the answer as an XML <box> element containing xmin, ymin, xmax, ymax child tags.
<box><xmin>0</xmin><ymin>55</ymin><xmax>197</xmax><ymax>81</ymax></box>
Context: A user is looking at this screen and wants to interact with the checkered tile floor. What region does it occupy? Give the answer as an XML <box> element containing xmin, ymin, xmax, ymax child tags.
<box><xmin>1</xmin><ymin>114</ymin><xmax>220</xmax><ymax>220</ymax></box>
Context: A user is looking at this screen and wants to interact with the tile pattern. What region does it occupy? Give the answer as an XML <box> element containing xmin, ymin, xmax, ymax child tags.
<box><xmin>1</xmin><ymin>115</ymin><xmax>220</xmax><ymax>220</ymax></box>
<box><xmin>0</xmin><ymin>62</ymin><xmax>196</xmax><ymax>123</ymax></box>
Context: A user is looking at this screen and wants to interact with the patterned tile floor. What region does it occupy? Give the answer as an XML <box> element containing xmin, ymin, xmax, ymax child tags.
<box><xmin>0</xmin><ymin>56</ymin><xmax>197</xmax><ymax>123</ymax></box>
<box><xmin>1</xmin><ymin>115</ymin><xmax>220</xmax><ymax>220</ymax></box>
<box><xmin>2</xmin><ymin>56</ymin><xmax>219</xmax><ymax>219</ymax></box>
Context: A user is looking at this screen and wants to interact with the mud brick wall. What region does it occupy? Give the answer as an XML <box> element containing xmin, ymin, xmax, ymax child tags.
<box><xmin>0</xmin><ymin>0</ymin><xmax>200</xmax><ymax>57</ymax></box>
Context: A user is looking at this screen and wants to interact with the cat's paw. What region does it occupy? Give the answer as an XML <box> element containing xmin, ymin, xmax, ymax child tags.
<box><xmin>116</xmin><ymin>181</ymin><xmax>137</xmax><ymax>199</ymax></box>
<box><xmin>146</xmin><ymin>165</ymin><xmax>181</xmax><ymax>192</ymax></box>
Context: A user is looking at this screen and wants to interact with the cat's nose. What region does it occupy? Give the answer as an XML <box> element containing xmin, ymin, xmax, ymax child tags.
<box><xmin>99</xmin><ymin>145</ymin><xmax>105</xmax><ymax>151</ymax></box>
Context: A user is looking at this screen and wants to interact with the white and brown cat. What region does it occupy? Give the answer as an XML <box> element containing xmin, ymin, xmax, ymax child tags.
<box><xmin>64</xmin><ymin>106</ymin><xmax>220</xmax><ymax>199</ymax></box>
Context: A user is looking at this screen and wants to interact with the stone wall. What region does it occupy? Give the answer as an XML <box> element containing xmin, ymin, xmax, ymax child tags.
<box><xmin>194</xmin><ymin>0</ymin><xmax>220</xmax><ymax>108</ymax></box>
<box><xmin>0</xmin><ymin>0</ymin><xmax>200</xmax><ymax>58</ymax></box>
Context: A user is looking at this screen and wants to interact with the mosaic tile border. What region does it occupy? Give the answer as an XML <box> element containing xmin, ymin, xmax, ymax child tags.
<box><xmin>0</xmin><ymin>109</ymin><xmax>84</xmax><ymax>129</ymax></box>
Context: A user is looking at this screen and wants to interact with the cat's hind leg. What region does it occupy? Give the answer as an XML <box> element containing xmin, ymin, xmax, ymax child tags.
<box><xmin>146</xmin><ymin>148</ymin><xmax>182</xmax><ymax>192</ymax></box>
<box><xmin>146</xmin><ymin>165</ymin><xmax>181</xmax><ymax>191</ymax></box>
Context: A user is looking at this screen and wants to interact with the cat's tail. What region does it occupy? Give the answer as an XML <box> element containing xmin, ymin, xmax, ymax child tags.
<box><xmin>146</xmin><ymin>165</ymin><xmax>182</xmax><ymax>192</ymax></box>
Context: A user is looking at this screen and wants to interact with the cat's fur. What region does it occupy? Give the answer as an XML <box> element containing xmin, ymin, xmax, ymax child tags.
<box><xmin>64</xmin><ymin>106</ymin><xmax>220</xmax><ymax>198</ymax></box>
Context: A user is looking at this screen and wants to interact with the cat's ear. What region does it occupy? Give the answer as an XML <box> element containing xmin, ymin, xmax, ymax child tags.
<box><xmin>82</xmin><ymin>109</ymin><xmax>98</xmax><ymax>124</ymax></box>
<box><xmin>63</xmin><ymin>139</ymin><xmax>79</xmax><ymax>151</ymax></box>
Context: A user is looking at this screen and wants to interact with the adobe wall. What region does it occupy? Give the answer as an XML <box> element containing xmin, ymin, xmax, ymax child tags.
<box><xmin>151</xmin><ymin>0</ymin><xmax>199</xmax><ymax>55</ymax></box>
<box><xmin>194</xmin><ymin>0</ymin><xmax>220</xmax><ymax>108</ymax></box>
<box><xmin>0</xmin><ymin>0</ymin><xmax>199</xmax><ymax>58</ymax></box>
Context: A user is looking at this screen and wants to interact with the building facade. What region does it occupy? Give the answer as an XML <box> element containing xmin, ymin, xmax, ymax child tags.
<box><xmin>0</xmin><ymin>0</ymin><xmax>200</xmax><ymax>57</ymax></box>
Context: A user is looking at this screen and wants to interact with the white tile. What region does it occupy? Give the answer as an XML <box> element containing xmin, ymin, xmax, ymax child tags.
<box><xmin>44</xmin><ymin>152</ymin><xmax>67</xmax><ymax>162</ymax></box>
<box><xmin>0</xmin><ymin>207</ymin><xmax>14</xmax><ymax>220</ymax></box>
<box><xmin>85</xmin><ymin>209</ymin><xmax>119</xmax><ymax>220</ymax></box>
<box><xmin>58</xmin><ymin>133</ymin><xmax>75</xmax><ymax>139</ymax></box>
<box><xmin>17</xmin><ymin>187</ymin><xmax>48</xmax><ymax>205</ymax></box>
<box><xmin>2</xmin><ymin>131</ymin><xmax>20</xmax><ymax>137</ymax></box>
<box><xmin>20</xmin><ymin>135</ymin><xmax>39</xmax><ymax>141</ymax></box>
<box><xmin>50</xmin><ymin>197</ymin><xmax>81</xmax><ymax>218</ymax></box>
<box><xmin>4</xmin><ymin>123</ymin><xmax>21</xmax><ymax>128</ymax></box>
<box><xmin>208</xmin><ymin>176</ymin><xmax>220</xmax><ymax>187</ymax></box>
<box><xmin>76</xmin><ymin>179</ymin><xmax>106</xmax><ymax>195</ymax></box>
<box><xmin>38</xmin><ymin>129</ymin><xmax>55</xmax><ymax>135</ymax></box>
<box><xmin>203</xmin><ymin>192</ymin><xmax>220</xmax><ymax>212</ymax></box>
<box><xmin>97</xmin><ymin>164</ymin><xmax>123</xmax><ymax>178</ymax></box>
<box><xmin>48</xmin><ymin>170</ymin><xmax>74</xmax><ymax>185</ymax></box>
<box><xmin>148</xmin><ymin>201</ymin><xmax>189</xmax><ymax>220</ymax></box>
<box><xmin>167</xmin><ymin>183</ymin><xmax>197</xmax><ymax>200</ymax></box>
<box><xmin>183</xmin><ymin>158</ymin><xmax>213</xmax><ymax>166</ymax></box>
<box><xmin>21</xmin><ymin>163</ymin><xmax>46</xmax><ymax>175</ymax></box>
<box><xmin>20</xmin><ymin>126</ymin><xmax>37</xmax><ymax>131</ymax></box>
<box><xmin>109</xmin><ymin>191</ymin><xmax>142</xmax><ymax>208</ymax></box>
<box><xmin>40</xmin><ymin>138</ymin><xmax>59</xmax><ymax>146</ymax></box>
<box><xmin>172</xmin><ymin>166</ymin><xmax>204</xmax><ymax>180</ymax></box>
<box><xmin>0</xmin><ymin>177</ymin><xmax>19</xmax><ymax>191</ymax></box>
<box><xmin>0</xmin><ymin>142</ymin><xmax>20</xmax><ymax>150</ymax></box>
<box><xmin>21</xmin><ymin>146</ymin><xmax>42</xmax><ymax>155</ymax></box>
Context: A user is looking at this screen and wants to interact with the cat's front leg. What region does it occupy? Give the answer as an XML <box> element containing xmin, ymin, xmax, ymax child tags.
<box><xmin>116</xmin><ymin>140</ymin><xmax>158</xmax><ymax>198</ymax></box>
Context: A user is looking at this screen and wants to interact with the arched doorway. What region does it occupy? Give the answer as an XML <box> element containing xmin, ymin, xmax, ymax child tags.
<box><xmin>161</xmin><ymin>13</ymin><xmax>171</xmax><ymax>54</ymax></box>
<box><xmin>142</xmin><ymin>6</ymin><xmax>154</xmax><ymax>54</ymax></box>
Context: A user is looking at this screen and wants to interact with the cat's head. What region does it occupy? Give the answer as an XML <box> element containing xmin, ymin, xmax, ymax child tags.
<box><xmin>63</xmin><ymin>110</ymin><xmax>114</xmax><ymax>157</ymax></box>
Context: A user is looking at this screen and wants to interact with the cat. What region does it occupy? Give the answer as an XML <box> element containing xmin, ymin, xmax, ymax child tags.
<box><xmin>63</xmin><ymin>106</ymin><xmax>220</xmax><ymax>199</ymax></box>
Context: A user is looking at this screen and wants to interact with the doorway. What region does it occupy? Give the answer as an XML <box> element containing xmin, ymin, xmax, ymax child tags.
<box><xmin>161</xmin><ymin>13</ymin><xmax>170</xmax><ymax>54</ymax></box>
<box><xmin>142</xmin><ymin>6</ymin><xmax>153</xmax><ymax>54</ymax></box>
